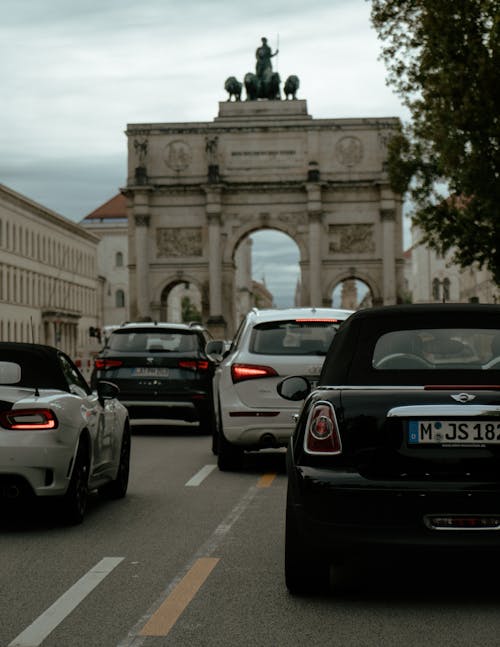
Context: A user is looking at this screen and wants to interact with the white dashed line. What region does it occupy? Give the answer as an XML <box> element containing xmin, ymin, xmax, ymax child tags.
<box><xmin>185</xmin><ymin>464</ymin><xmax>217</xmax><ymax>487</ymax></box>
<box><xmin>8</xmin><ymin>557</ymin><xmax>124</xmax><ymax>647</ymax></box>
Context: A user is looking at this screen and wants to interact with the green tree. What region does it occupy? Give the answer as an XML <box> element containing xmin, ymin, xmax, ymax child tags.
<box><xmin>370</xmin><ymin>0</ymin><xmax>500</xmax><ymax>282</ymax></box>
<box><xmin>181</xmin><ymin>296</ymin><xmax>202</xmax><ymax>323</ymax></box>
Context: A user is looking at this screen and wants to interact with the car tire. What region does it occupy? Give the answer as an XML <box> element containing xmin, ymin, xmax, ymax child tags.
<box><xmin>217</xmin><ymin>430</ymin><xmax>244</xmax><ymax>471</ymax></box>
<box><xmin>99</xmin><ymin>426</ymin><xmax>131</xmax><ymax>500</ymax></box>
<box><xmin>61</xmin><ymin>440</ymin><xmax>89</xmax><ymax>525</ymax></box>
<box><xmin>285</xmin><ymin>504</ymin><xmax>330</xmax><ymax>595</ymax></box>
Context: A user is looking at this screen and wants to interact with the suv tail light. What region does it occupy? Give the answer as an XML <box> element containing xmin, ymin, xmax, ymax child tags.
<box><xmin>304</xmin><ymin>401</ymin><xmax>342</xmax><ymax>455</ymax></box>
<box><xmin>94</xmin><ymin>359</ymin><xmax>123</xmax><ymax>370</ymax></box>
<box><xmin>0</xmin><ymin>408</ymin><xmax>58</xmax><ymax>430</ymax></box>
<box><xmin>231</xmin><ymin>363</ymin><xmax>278</xmax><ymax>384</ymax></box>
<box><xmin>178</xmin><ymin>360</ymin><xmax>210</xmax><ymax>371</ymax></box>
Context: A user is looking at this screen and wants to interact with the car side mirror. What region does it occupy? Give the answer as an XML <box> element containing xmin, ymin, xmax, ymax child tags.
<box><xmin>277</xmin><ymin>376</ymin><xmax>311</xmax><ymax>401</ymax></box>
<box><xmin>205</xmin><ymin>340</ymin><xmax>228</xmax><ymax>361</ymax></box>
<box><xmin>97</xmin><ymin>380</ymin><xmax>120</xmax><ymax>404</ymax></box>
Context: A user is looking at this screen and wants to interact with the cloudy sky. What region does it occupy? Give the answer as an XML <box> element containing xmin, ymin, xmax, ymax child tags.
<box><xmin>0</xmin><ymin>0</ymin><xmax>409</xmax><ymax>307</ymax></box>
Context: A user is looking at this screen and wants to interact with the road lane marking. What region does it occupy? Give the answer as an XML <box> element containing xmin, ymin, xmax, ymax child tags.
<box><xmin>9</xmin><ymin>557</ymin><xmax>124</xmax><ymax>647</ymax></box>
<box><xmin>257</xmin><ymin>473</ymin><xmax>276</xmax><ymax>487</ymax></box>
<box><xmin>139</xmin><ymin>557</ymin><xmax>219</xmax><ymax>636</ymax></box>
<box><xmin>185</xmin><ymin>464</ymin><xmax>217</xmax><ymax>487</ymax></box>
<box><xmin>118</xmin><ymin>485</ymin><xmax>260</xmax><ymax>647</ymax></box>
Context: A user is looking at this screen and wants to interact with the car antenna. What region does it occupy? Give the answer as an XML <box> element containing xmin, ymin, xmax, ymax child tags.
<box><xmin>29</xmin><ymin>317</ymin><xmax>40</xmax><ymax>396</ymax></box>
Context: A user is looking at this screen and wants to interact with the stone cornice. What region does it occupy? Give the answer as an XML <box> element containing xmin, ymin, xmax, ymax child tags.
<box><xmin>0</xmin><ymin>184</ymin><xmax>99</xmax><ymax>244</ymax></box>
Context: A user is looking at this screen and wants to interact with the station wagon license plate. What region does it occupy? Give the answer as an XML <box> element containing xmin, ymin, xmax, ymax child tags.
<box><xmin>408</xmin><ymin>420</ymin><xmax>500</xmax><ymax>445</ymax></box>
<box><xmin>133</xmin><ymin>367</ymin><xmax>169</xmax><ymax>377</ymax></box>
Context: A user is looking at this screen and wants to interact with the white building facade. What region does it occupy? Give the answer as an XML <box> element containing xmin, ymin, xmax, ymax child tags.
<box><xmin>0</xmin><ymin>184</ymin><xmax>100</xmax><ymax>363</ymax></box>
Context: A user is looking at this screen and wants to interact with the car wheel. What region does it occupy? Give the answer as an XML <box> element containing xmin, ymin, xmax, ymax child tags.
<box><xmin>285</xmin><ymin>504</ymin><xmax>330</xmax><ymax>595</ymax></box>
<box><xmin>99</xmin><ymin>426</ymin><xmax>131</xmax><ymax>500</ymax></box>
<box><xmin>217</xmin><ymin>429</ymin><xmax>244</xmax><ymax>471</ymax></box>
<box><xmin>61</xmin><ymin>441</ymin><xmax>89</xmax><ymax>525</ymax></box>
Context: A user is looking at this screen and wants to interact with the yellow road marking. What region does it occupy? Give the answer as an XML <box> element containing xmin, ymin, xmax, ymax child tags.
<box><xmin>139</xmin><ymin>557</ymin><xmax>220</xmax><ymax>636</ymax></box>
<box><xmin>257</xmin><ymin>473</ymin><xmax>276</xmax><ymax>488</ymax></box>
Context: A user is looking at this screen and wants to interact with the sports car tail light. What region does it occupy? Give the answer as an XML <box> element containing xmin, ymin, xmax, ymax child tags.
<box><xmin>231</xmin><ymin>363</ymin><xmax>278</xmax><ymax>384</ymax></box>
<box><xmin>94</xmin><ymin>359</ymin><xmax>123</xmax><ymax>370</ymax></box>
<box><xmin>0</xmin><ymin>408</ymin><xmax>58</xmax><ymax>430</ymax></box>
<box><xmin>178</xmin><ymin>360</ymin><xmax>210</xmax><ymax>371</ymax></box>
<box><xmin>304</xmin><ymin>401</ymin><xmax>342</xmax><ymax>455</ymax></box>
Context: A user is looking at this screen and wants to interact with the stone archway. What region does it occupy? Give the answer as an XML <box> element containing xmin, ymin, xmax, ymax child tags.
<box><xmin>124</xmin><ymin>100</ymin><xmax>404</xmax><ymax>337</ymax></box>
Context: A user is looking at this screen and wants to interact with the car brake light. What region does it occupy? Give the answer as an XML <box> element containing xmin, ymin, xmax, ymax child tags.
<box><xmin>178</xmin><ymin>360</ymin><xmax>210</xmax><ymax>371</ymax></box>
<box><xmin>0</xmin><ymin>408</ymin><xmax>58</xmax><ymax>430</ymax></box>
<box><xmin>304</xmin><ymin>401</ymin><xmax>342</xmax><ymax>455</ymax></box>
<box><xmin>231</xmin><ymin>363</ymin><xmax>278</xmax><ymax>384</ymax></box>
<box><xmin>94</xmin><ymin>359</ymin><xmax>123</xmax><ymax>370</ymax></box>
<box><xmin>294</xmin><ymin>318</ymin><xmax>339</xmax><ymax>323</ymax></box>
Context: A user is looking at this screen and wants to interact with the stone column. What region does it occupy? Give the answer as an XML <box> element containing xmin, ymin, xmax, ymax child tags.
<box><xmin>306</xmin><ymin>183</ymin><xmax>323</xmax><ymax>307</ymax></box>
<box><xmin>380</xmin><ymin>204</ymin><xmax>397</xmax><ymax>305</ymax></box>
<box><xmin>133</xmin><ymin>191</ymin><xmax>151</xmax><ymax>319</ymax></box>
<box><xmin>205</xmin><ymin>188</ymin><xmax>226</xmax><ymax>335</ymax></box>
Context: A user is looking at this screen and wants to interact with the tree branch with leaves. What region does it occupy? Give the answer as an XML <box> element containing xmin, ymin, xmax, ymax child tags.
<box><xmin>370</xmin><ymin>0</ymin><xmax>500</xmax><ymax>283</ymax></box>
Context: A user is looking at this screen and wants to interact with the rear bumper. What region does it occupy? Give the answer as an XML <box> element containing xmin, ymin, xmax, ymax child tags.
<box><xmin>120</xmin><ymin>395</ymin><xmax>211</xmax><ymax>422</ymax></box>
<box><xmin>289</xmin><ymin>465</ymin><xmax>500</xmax><ymax>553</ymax></box>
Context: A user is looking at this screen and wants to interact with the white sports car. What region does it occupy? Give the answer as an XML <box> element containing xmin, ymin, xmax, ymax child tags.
<box><xmin>0</xmin><ymin>342</ymin><xmax>130</xmax><ymax>524</ymax></box>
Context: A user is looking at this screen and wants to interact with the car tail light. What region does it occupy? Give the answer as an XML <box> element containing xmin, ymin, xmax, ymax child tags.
<box><xmin>294</xmin><ymin>318</ymin><xmax>339</xmax><ymax>323</ymax></box>
<box><xmin>231</xmin><ymin>363</ymin><xmax>278</xmax><ymax>384</ymax></box>
<box><xmin>0</xmin><ymin>408</ymin><xmax>58</xmax><ymax>430</ymax></box>
<box><xmin>178</xmin><ymin>360</ymin><xmax>210</xmax><ymax>371</ymax></box>
<box><xmin>94</xmin><ymin>359</ymin><xmax>123</xmax><ymax>370</ymax></box>
<box><xmin>304</xmin><ymin>401</ymin><xmax>342</xmax><ymax>455</ymax></box>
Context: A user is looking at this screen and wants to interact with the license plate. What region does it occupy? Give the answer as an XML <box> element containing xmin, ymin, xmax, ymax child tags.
<box><xmin>132</xmin><ymin>367</ymin><xmax>169</xmax><ymax>377</ymax></box>
<box><xmin>408</xmin><ymin>420</ymin><xmax>500</xmax><ymax>445</ymax></box>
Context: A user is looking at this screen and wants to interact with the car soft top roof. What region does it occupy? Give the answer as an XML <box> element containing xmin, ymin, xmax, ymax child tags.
<box><xmin>0</xmin><ymin>342</ymin><xmax>68</xmax><ymax>391</ymax></box>
<box><xmin>320</xmin><ymin>303</ymin><xmax>500</xmax><ymax>386</ymax></box>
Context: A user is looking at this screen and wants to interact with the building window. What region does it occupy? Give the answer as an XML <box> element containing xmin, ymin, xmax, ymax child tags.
<box><xmin>115</xmin><ymin>289</ymin><xmax>125</xmax><ymax>308</ymax></box>
<box><xmin>116</xmin><ymin>251</ymin><xmax>123</xmax><ymax>267</ymax></box>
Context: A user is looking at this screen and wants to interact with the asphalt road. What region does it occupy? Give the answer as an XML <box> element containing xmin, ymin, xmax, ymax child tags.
<box><xmin>2</xmin><ymin>425</ymin><xmax>500</xmax><ymax>647</ymax></box>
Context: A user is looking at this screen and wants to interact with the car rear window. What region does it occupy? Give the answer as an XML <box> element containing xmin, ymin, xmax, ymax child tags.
<box><xmin>250</xmin><ymin>320</ymin><xmax>343</xmax><ymax>356</ymax></box>
<box><xmin>372</xmin><ymin>328</ymin><xmax>500</xmax><ymax>370</ymax></box>
<box><xmin>108</xmin><ymin>329</ymin><xmax>200</xmax><ymax>352</ymax></box>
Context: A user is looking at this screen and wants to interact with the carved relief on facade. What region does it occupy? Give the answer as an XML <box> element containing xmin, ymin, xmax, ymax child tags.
<box><xmin>156</xmin><ymin>227</ymin><xmax>203</xmax><ymax>257</ymax></box>
<box><xmin>335</xmin><ymin>136</ymin><xmax>363</xmax><ymax>167</ymax></box>
<box><xmin>328</xmin><ymin>224</ymin><xmax>375</xmax><ymax>254</ymax></box>
<box><xmin>163</xmin><ymin>140</ymin><xmax>192</xmax><ymax>171</ymax></box>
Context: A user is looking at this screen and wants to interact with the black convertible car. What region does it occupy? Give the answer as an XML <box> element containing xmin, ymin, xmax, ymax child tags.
<box><xmin>278</xmin><ymin>304</ymin><xmax>500</xmax><ymax>593</ymax></box>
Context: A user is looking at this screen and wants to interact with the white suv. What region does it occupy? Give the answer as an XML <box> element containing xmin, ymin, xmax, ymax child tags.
<box><xmin>207</xmin><ymin>307</ymin><xmax>354</xmax><ymax>470</ymax></box>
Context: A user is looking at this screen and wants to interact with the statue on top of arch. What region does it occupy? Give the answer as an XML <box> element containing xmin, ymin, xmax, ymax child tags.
<box><xmin>224</xmin><ymin>37</ymin><xmax>300</xmax><ymax>102</ymax></box>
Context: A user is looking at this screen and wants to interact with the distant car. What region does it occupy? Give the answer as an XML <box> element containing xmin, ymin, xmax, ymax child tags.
<box><xmin>0</xmin><ymin>342</ymin><xmax>130</xmax><ymax>524</ymax></box>
<box><xmin>278</xmin><ymin>303</ymin><xmax>500</xmax><ymax>593</ymax></box>
<box><xmin>91</xmin><ymin>322</ymin><xmax>216</xmax><ymax>432</ymax></box>
<box><xmin>207</xmin><ymin>307</ymin><xmax>354</xmax><ymax>470</ymax></box>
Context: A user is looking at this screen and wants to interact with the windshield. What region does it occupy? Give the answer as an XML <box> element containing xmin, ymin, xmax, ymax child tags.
<box><xmin>250</xmin><ymin>320</ymin><xmax>343</xmax><ymax>356</ymax></box>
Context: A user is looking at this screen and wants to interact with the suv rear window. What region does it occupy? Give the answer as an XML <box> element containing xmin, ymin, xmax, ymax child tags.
<box><xmin>108</xmin><ymin>329</ymin><xmax>200</xmax><ymax>352</ymax></box>
<box><xmin>250</xmin><ymin>320</ymin><xmax>342</xmax><ymax>356</ymax></box>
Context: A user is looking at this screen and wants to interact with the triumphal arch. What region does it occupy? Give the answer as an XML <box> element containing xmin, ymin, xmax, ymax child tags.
<box><xmin>123</xmin><ymin>50</ymin><xmax>404</xmax><ymax>337</ymax></box>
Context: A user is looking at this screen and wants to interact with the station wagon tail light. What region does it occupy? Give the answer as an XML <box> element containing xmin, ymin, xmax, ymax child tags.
<box><xmin>178</xmin><ymin>360</ymin><xmax>210</xmax><ymax>371</ymax></box>
<box><xmin>231</xmin><ymin>363</ymin><xmax>278</xmax><ymax>384</ymax></box>
<box><xmin>304</xmin><ymin>401</ymin><xmax>342</xmax><ymax>455</ymax></box>
<box><xmin>94</xmin><ymin>359</ymin><xmax>123</xmax><ymax>370</ymax></box>
<box><xmin>0</xmin><ymin>408</ymin><xmax>58</xmax><ymax>430</ymax></box>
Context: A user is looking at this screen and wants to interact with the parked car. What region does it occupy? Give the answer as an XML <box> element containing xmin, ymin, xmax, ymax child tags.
<box><xmin>207</xmin><ymin>307</ymin><xmax>354</xmax><ymax>470</ymax></box>
<box><xmin>91</xmin><ymin>321</ymin><xmax>216</xmax><ymax>432</ymax></box>
<box><xmin>0</xmin><ymin>342</ymin><xmax>130</xmax><ymax>524</ymax></box>
<box><xmin>278</xmin><ymin>303</ymin><xmax>500</xmax><ymax>593</ymax></box>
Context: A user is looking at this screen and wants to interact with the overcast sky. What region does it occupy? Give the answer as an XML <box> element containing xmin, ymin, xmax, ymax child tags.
<box><xmin>0</xmin><ymin>0</ymin><xmax>409</xmax><ymax>307</ymax></box>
